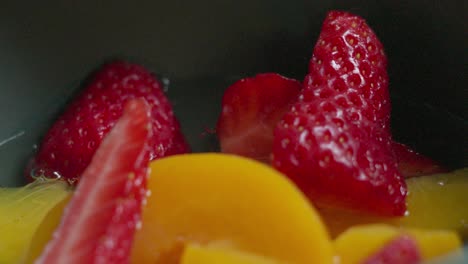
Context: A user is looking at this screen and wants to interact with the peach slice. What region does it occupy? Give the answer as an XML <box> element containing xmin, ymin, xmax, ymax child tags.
<box><xmin>21</xmin><ymin>196</ymin><xmax>70</xmax><ymax>263</ymax></box>
<box><xmin>400</xmin><ymin>168</ymin><xmax>468</xmax><ymax>237</ymax></box>
<box><xmin>130</xmin><ymin>153</ymin><xmax>333</xmax><ymax>264</ymax></box>
<box><xmin>334</xmin><ymin>224</ymin><xmax>462</xmax><ymax>264</ymax></box>
<box><xmin>180</xmin><ymin>243</ymin><xmax>281</xmax><ymax>264</ymax></box>
<box><xmin>0</xmin><ymin>180</ymin><xmax>71</xmax><ymax>264</ymax></box>
<box><xmin>319</xmin><ymin>168</ymin><xmax>468</xmax><ymax>238</ymax></box>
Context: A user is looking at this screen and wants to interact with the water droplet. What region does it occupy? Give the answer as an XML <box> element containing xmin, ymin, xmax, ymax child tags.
<box><xmin>52</xmin><ymin>171</ymin><xmax>62</xmax><ymax>180</ymax></box>
<box><xmin>67</xmin><ymin>178</ymin><xmax>77</xmax><ymax>185</ymax></box>
<box><xmin>437</xmin><ymin>180</ymin><xmax>446</xmax><ymax>186</ymax></box>
<box><xmin>161</xmin><ymin>77</ymin><xmax>170</xmax><ymax>93</ymax></box>
<box><xmin>104</xmin><ymin>236</ymin><xmax>115</xmax><ymax>249</ymax></box>
<box><xmin>136</xmin><ymin>221</ymin><xmax>142</xmax><ymax>230</ymax></box>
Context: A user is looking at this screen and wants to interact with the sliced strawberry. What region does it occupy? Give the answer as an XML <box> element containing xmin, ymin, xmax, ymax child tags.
<box><xmin>392</xmin><ymin>142</ymin><xmax>447</xmax><ymax>178</ymax></box>
<box><xmin>30</xmin><ymin>61</ymin><xmax>189</xmax><ymax>182</ymax></box>
<box><xmin>363</xmin><ymin>235</ymin><xmax>421</xmax><ymax>264</ymax></box>
<box><xmin>216</xmin><ymin>73</ymin><xmax>301</xmax><ymax>163</ymax></box>
<box><xmin>272</xmin><ymin>11</ymin><xmax>406</xmax><ymax>216</ymax></box>
<box><xmin>36</xmin><ymin>99</ymin><xmax>151</xmax><ymax>264</ymax></box>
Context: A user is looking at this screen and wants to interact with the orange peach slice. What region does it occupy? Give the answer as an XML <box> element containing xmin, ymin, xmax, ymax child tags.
<box><xmin>334</xmin><ymin>224</ymin><xmax>462</xmax><ymax>264</ymax></box>
<box><xmin>130</xmin><ymin>153</ymin><xmax>333</xmax><ymax>264</ymax></box>
<box><xmin>180</xmin><ymin>243</ymin><xmax>282</xmax><ymax>264</ymax></box>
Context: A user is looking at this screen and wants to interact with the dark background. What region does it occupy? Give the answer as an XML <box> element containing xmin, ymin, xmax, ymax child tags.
<box><xmin>0</xmin><ymin>0</ymin><xmax>466</xmax><ymax>186</ymax></box>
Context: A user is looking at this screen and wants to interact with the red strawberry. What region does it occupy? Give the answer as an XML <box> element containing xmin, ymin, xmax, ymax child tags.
<box><xmin>272</xmin><ymin>11</ymin><xmax>406</xmax><ymax>216</ymax></box>
<box><xmin>272</xmin><ymin>98</ymin><xmax>406</xmax><ymax>216</ymax></box>
<box><xmin>363</xmin><ymin>235</ymin><xmax>421</xmax><ymax>264</ymax></box>
<box><xmin>308</xmin><ymin>10</ymin><xmax>390</xmax><ymax>132</ymax></box>
<box><xmin>216</xmin><ymin>73</ymin><xmax>301</xmax><ymax>163</ymax></box>
<box><xmin>30</xmin><ymin>61</ymin><xmax>189</xmax><ymax>182</ymax></box>
<box><xmin>392</xmin><ymin>142</ymin><xmax>447</xmax><ymax>178</ymax></box>
<box><xmin>36</xmin><ymin>99</ymin><xmax>151</xmax><ymax>264</ymax></box>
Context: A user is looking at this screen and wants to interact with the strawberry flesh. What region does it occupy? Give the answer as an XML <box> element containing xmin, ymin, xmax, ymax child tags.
<box><xmin>392</xmin><ymin>142</ymin><xmax>447</xmax><ymax>178</ymax></box>
<box><xmin>36</xmin><ymin>99</ymin><xmax>151</xmax><ymax>264</ymax></box>
<box><xmin>216</xmin><ymin>73</ymin><xmax>301</xmax><ymax>163</ymax></box>
<box><xmin>363</xmin><ymin>235</ymin><xmax>421</xmax><ymax>264</ymax></box>
<box><xmin>31</xmin><ymin>61</ymin><xmax>189</xmax><ymax>182</ymax></box>
<box><xmin>273</xmin><ymin>11</ymin><xmax>406</xmax><ymax>216</ymax></box>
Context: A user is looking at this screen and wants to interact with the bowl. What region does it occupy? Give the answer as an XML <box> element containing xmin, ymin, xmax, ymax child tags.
<box><xmin>0</xmin><ymin>0</ymin><xmax>466</xmax><ymax>262</ymax></box>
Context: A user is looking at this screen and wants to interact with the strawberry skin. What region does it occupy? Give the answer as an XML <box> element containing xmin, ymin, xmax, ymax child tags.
<box><xmin>36</xmin><ymin>99</ymin><xmax>152</xmax><ymax>264</ymax></box>
<box><xmin>31</xmin><ymin>61</ymin><xmax>189</xmax><ymax>182</ymax></box>
<box><xmin>272</xmin><ymin>11</ymin><xmax>406</xmax><ymax>216</ymax></box>
<box><xmin>308</xmin><ymin>10</ymin><xmax>390</xmax><ymax>132</ymax></box>
<box><xmin>363</xmin><ymin>235</ymin><xmax>421</xmax><ymax>264</ymax></box>
<box><xmin>392</xmin><ymin>142</ymin><xmax>447</xmax><ymax>178</ymax></box>
<box><xmin>272</xmin><ymin>97</ymin><xmax>406</xmax><ymax>216</ymax></box>
<box><xmin>216</xmin><ymin>73</ymin><xmax>301</xmax><ymax>163</ymax></box>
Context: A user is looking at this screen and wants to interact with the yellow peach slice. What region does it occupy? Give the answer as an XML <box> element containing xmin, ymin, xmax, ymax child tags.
<box><xmin>0</xmin><ymin>180</ymin><xmax>71</xmax><ymax>264</ymax></box>
<box><xmin>319</xmin><ymin>168</ymin><xmax>468</xmax><ymax>238</ymax></box>
<box><xmin>180</xmin><ymin>243</ymin><xmax>283</xmax><ymax>264</ymax></box>
<box><xmin>334</xmin><ymin>224</ymin><xmax>462</xmax><ymax>264</ymax></box>
<box><xmin>400</xmin><ymin>168</ymin><xmax>468</xmax><ymax>237</ymax></box>
<box><xmin>130</xmin><ymin>153</ymin><xmax>333</xmax><ymax>264</ymax></box>
<box><xmin>21</xmin><ymin>196</ymin><xmax>70</xmax><ymax>263</ymax></box>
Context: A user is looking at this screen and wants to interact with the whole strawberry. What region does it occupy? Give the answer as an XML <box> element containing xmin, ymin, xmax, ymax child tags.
<box><xmin>30</xmin><ymin>61</ymin><xmax>190</xmax><ymax>182</ymax></box>
<box><xmin>273</xmin><ymin>11</ymin><xmax>406</xmax><ymax>216</ymax></box>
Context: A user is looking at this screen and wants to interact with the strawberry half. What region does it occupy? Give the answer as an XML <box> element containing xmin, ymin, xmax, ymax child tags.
<box><xmin>30</xmin><ymin>61</ymin><xmax>189</xmax><ymax>182</ymax></box>
<box><xmin>392</xmin><ymin>142</ymin><xmax>447</xmax><ymax>178</ymax></box>
<box><xmin>363</xmin><ymin>235</ymin><xmax>421</xmax><ymax>264</ymax></box>
<box><xmin>36</xmin><ymin>99</ymin><xmax>151</xmax><ymax>264</ymax></box>
<box><xmin>272</xmin><ymin>11</ymin><xmax>406</xmax><ymax>216</ymax></box>
<box><xmin>216</xmin><ymin>73</ymin><xmax>301</xmax><ymax>163</ymax></box>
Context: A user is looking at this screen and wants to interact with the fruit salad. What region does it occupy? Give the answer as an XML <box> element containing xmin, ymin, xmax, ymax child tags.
<box><xmin>0</xmin><ymin>10</ymin><xmax>466</xmax><ymax>264</ymax></box>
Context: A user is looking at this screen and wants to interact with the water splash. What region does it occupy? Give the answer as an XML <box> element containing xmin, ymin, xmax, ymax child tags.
<box><xmin>30</xmin><ymin>166</ymin><xmax>62</xmax><ymax>182</ymax></box>
<box><xmin>0</xmin><ymin>130</ymin><xmax>25</xmax><ymax>148</ymax></box>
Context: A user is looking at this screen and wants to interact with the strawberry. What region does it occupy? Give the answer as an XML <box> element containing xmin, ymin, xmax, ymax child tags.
<box><xmin>216</xmin><ymin>73</ymin><xmax>301</xmax><ymax>163</ymax></box>
<box><xmin>308</xmin><ymin>10</ymin><xmax>390</xmax><ymax>132</ymax></box>
<box><xmin>272</xmin><ymin>11</ymin><xmax>406</xmax><ymax>216</ymax></box>
<box><xmin>392</xmin><ymin>142</ymin><xmax>447</xmax><ymax>178</ymax></box>
<box><xmin>36</xmin><ymin>99</ymin><xmax>151</xmax><ymax>264</ymax></box>
<box><xmin>272</xmin><ymin>98</ymin><xmax>406</xmax><ymax>216</ymax></box>
<box><xmin>363</xmin><ymin>235</ymin><xmax>421</xmax><ymax>264</ymax></box>
<box><xmin>30</xmin><ymin>61</ymin><xmax>189</xmax><ymax>182</ymax></box>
